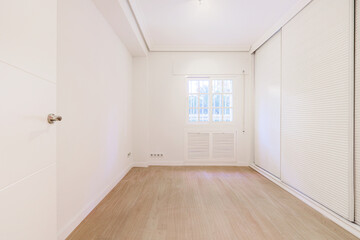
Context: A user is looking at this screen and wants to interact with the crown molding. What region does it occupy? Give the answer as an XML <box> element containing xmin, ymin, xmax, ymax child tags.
<box><xmin>127</xmin><ymin>0</ymin><xmax>153</xmax><ymax>50</ymax></box>
<box><xmin>127</xmin><ymin>0</ymin><xmax>250</xmax><ymax>52</ymax></box>
<box><xmin>93</xmin><ymin>0</ymin><xmax>148</xmax><ymax>56</ymax></box>
<box><xmin>150</xmin><ymin>44</ymin><xmax>250</xmax><ymax>52</ymax></box>
<box><xmin>249</xmin><ymin>0</ymin><xmax>313</xmax><ymax>53</ymax></box>
<box><xmin>126</xmin><ymin>0</ymin><xmax>313</xmax><ymax>53</ymax></box>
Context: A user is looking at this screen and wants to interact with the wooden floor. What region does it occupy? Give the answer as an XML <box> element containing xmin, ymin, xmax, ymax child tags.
<box><xmin>68</xmin><ymin>167</ymin><xmax>358</xmax><ymax>240</ymax></box>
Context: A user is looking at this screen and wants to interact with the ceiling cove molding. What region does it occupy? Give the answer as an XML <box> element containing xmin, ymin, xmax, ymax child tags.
<box><xmin>92</xmin><ymin>0</ymin><xmax>148</xmax><ymax>56</ymax></box>
<box><xmin>250</xmin><ymin>0</ymin><xmax>313</xmax><ymax>54</ymax></box>
<box><xmin>127</xmin><ymin>0</ymin><xmax>249</xmax><ymax>52</ymax></box>
<box><xmin>127</xmin><ymin>0</ymin><xmax>153</xmax><ymax>50</ymax></box>
<box><xmin>150</xmin><ymin>44</ymin><xmax>251</xmax><ymax>52</ymax></box>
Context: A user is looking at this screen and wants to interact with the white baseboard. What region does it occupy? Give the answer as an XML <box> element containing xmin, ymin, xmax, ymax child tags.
<box><xmin>57</xmin><ymin>163</ymin><xmax>133</xmax><ymax>240</ymax></box>
<box><xmin>236</xmin><ymin>161</ymin><xmax>249</xmax><ymax>166</ymax></box>
<box><xmin>250</xmin><ymin>164</ymin><xmax>360</xmax><ymax>239</ymax></box>
<box><xmin>183</xmin><ymin>161</ymin><xmax>246</xmax><ymax>166</ymax></box>
<box><xmin>149</xmin><ymin>161</ymin><xmax>184</xmax><ymax>166</ymax></box>
<box><xmin>132</xmin><ymin>162</ymin><xmax>149</xmax><ymax>167</ymax></box>
<box><xmin>134</xmin><ymin>160</ymin><xmax>249</xmax><ymax>167</ymax></box>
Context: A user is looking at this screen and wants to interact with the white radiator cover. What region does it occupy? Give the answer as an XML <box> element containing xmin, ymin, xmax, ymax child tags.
<box><xmin>281</xmin><ymin>0</ymin><xmax>354</xmax><ymax>220</ymax></box>
<box><xmin>254</xmin><ymin>31</ymin><xmax>282</xmax><ymax>178</ymax></box>
<box><xmin>212</xmin><ymin>133</ymin><xmax>236</xmax><ymax>159</ymax></box>
<box><xmin>186</xmin><ymin>132</ymin><xmax>236</xmax><ymax>163</ymax></box>
<box><xmin>187</xmin><ymin>133</ymin><xmax>210</xmax><ymax>160</ymax></box>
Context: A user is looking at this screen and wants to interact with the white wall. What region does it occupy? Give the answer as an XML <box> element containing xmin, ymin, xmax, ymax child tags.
<box><xmin>132</xmin><ymin>52</ymin><xmax>253</xmax><ymax>166</ymax></box>
<box><xmin>57</xmin><ymin>0</ymin><xmax>133</xmax><ymax>239</ymax></box>
<box><xmin>132</xmin><ymin>57</ymin><xmax>150</xmax><ymax>166</ymax></box>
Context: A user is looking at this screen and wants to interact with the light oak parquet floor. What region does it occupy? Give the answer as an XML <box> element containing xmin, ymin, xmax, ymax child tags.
<box><xmin>67</xmin><ymin>167</ymin><xmax>359</xmax><ymax>240</ymax></box>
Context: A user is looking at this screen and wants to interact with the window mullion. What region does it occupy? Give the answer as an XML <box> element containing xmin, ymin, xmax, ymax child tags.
<box><xmin>198</xmin><ymin>93</ymin><xmax>200</xmax><ymax>121</ymax></box>
<box><xmin>222</xmin><ymin>92</ymin><xmax>224</xmax><ymax>122</ymax></box>
<box><xmin>210</xmin><ymin>79</ymin><xmax>213</xmax><ymax>123</ymax></box>
<box><xmin>221</xmin><ymin>80</ymin><xmax>224</xmax><ymax>122</ymax></box>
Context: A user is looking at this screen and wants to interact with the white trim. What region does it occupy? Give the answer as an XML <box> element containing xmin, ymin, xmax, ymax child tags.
<box><xmin>348</xmin><ymin>0</ymin><xmax>355</xmax><ymax>221</ymax></box>
<box><xmin>184</xmin><ymin>162</ymin><xmax>241</xmax><ymax>166</ymax></box>
<box><xmin>57</xmin><ymin>163</ymin><xmax>134</xmax><ymax>240</ymax></box>
<box><xmin>147</xmin><ymin>161</ymin><xmax>185</xmax><ymax>166</ymax></box>
<box><xmin>93</xmin><ymin>0</ymin><xmax>148</xmax><ymax>56</ymax></box>
<box><xmin>148</xmin><ymin>161</ymin><xmax>247</xmax><ymax>167</ymax></box>
<box><xmin>126</xmin><ymin>0</ymin><xmax>251</xmax><ymax>52</ymax></box>
<box><xmin>132</xmin><ymin>162</ymin><xmax>149</xmax><ymax>168</ymax></box>
<box><xmin>250</xmin><ymin>164</ymin><xmax>360</xmax><ymax>239</ymax></box>
<box><xmin>118</xmin><ymin>0</ymin><xmax>312</xmax><ymax>53</ymax></box>
<box><xmin>150</xmin><ymin>44</ymin><xmax>250</xmax><ymax>52</ymax></box>
<box><xmin>118</xmin><ymin>0</ymin><xmax>148</xmax><ymax>53</ymax></box>
<box><xmin>127</xmin><ymin>0</ymin><xmax>153</xmax><ymax>50</ymax></box>
<box><xmin>250</xmin><ymin>0</ymin><xmax>313</xmax><ymax>53</ymax></box>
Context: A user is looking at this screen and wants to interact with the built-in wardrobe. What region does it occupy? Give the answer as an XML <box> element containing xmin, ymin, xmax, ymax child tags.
<box><xmin>255</xmin><ymin>0</ymin><xmax>358</xmax><ymax>226</ymax></box>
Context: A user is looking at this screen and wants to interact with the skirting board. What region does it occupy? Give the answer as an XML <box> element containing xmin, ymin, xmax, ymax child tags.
<box><xmin>250</xmin><ymin>164</ymin><xmax>360</xmax><ymax>239</ymax></box>
<box><xmin>57</xmin><ymin>163</ymin><xmax>133</xmax><ymax>240</ymax></box>
<box><xmin>133</xmin><ymin>161</ymin><xmax>249</xmax><ymax>167</ymax></box>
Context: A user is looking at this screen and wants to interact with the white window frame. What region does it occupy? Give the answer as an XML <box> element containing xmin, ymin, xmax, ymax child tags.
<box><xmin>186</xmin><ymin>76</ymin><xmax>236</xmax><ymax>125</ymax></box>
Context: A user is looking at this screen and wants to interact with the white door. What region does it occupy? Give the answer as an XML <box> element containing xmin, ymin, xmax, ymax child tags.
<box><xmin>0</xmin><ymin>0</ymin><xmax>58</xmax><ymax>239</ymax></box>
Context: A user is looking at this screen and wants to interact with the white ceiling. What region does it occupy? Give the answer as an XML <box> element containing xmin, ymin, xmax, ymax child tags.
<box><xmin>129</xmin><ymin>0</ymin><xmax>302</xmax><ymax>51</ymax></box>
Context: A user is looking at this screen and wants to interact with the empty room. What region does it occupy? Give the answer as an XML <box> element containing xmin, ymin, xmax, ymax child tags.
<box><xmin>2</xmin><ymin>0</ymin><xmax>360</xmax><ymax>239</ymax></box>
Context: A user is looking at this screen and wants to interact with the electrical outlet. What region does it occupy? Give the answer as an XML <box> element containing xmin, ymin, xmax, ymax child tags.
<box><xmin>150</xmin><ymin>153</ymin><xmax>164</xmax><ymax>158</ymax></box>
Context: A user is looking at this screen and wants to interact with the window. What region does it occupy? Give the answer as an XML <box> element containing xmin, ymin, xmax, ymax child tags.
<box><xmin>188</xmin><ymin>78</ymin><xmax>233</xmax><ymax>123</ymax></box>
<box><xmin>188</xmin><ymin>78</ymin><xmax>210</xmax><ymax>122</ymax></box>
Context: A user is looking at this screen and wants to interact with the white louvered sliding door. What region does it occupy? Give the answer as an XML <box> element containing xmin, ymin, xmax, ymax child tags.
<box><xmin>281</xmin><ymin>0</ymin><xmax>354</xmax><ymax>220</ymax></box>
<box><xmin>355</xmin><ymin>0</ymin><xmax>360</xmax><ymax>224</ymax></box>
<box><xmin>254</xmin><ymin>31</ymin><xmax>281</xmax><ymax>178</ymax></box>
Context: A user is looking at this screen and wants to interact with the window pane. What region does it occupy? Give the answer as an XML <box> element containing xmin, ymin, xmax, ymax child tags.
<box><xmin>212</xmin><ymin>108</ymin><xmax>222</xmax><ymax>122</ymax></box>
<box><xmin>212</xmin><ymin>94</ymin><xmax>222</xmax><ymax>108</ymax></box>
<box><xmin>189</xmin><ymin>95</ymin><xmax>198</xmax><ymax>108</ymax></box>
<box><xmin>199</xmin><ymin>94</ymin><xmax>209</xmax><ymax>108</ymax></box>
<box><xmin>223</xmin><ymin>94</ymin><xmax>232</xmax><ymax>108</ymax></box>
<box><xmin>189</xmin><ymin>80</ymin><xmax>199</xmax><ymax>93</ymax></box>
<box><xmin>199</xmin><ymin>109</ymin><xmax>209</xmax><ymax>122</ymax></box>
<box><xmin>199</xmin><ymin>80</ymin><xmax>209</xmax><ymax>93</ymax></box>
<box><xmin>223</xmin><ymin>80</ymin><xmax>232</xmax><ymax>93</ymax></box>
<box><xmin>212</xmin><ymin>80</ymin><xmax>222</xmax><ymax>93</ymax></box>
<box><xmin>189</xmin><ymin>108</ymin><xmax>198</xmax><ymax>122</ymax></box>
<box><xmin>223</xmin><ymin>108</ymin><xmax>233</xmax><ymax>122</ymax></box>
